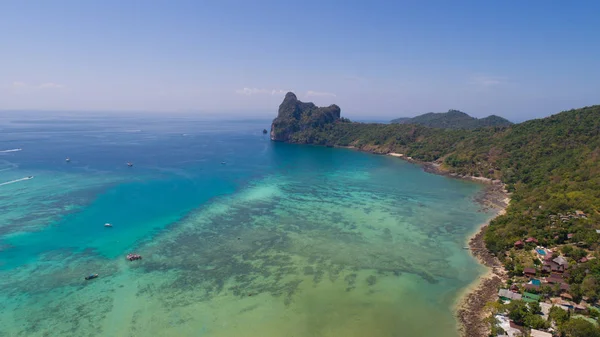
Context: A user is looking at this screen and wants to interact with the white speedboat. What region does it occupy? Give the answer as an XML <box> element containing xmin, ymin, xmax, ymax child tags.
<box><xmin>104</xmin><ymin>223</ymin><xmax>113</xmax><ymax>228</ymax></box>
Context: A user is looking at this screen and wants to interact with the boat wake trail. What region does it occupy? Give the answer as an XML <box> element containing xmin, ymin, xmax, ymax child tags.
<box><xmin>0</xmin><ymin>176</ymin><xmax>33</xmax><ymax>187</ymax></box>
<box><xmin>0</xmin><ymin>148</ymin><xmax>22</xmax><ymax>153</ymax></box>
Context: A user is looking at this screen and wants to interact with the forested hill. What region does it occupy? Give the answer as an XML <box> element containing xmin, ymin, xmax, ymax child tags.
<box><xmin>270</xmin><ymin>94</ymin><xmax>600</xmax><ymax>263</ymax></box>
<box><xmin>390</xmin><ymin>109</ymin><xmax>513</xmax><ymax>129</ymax></box>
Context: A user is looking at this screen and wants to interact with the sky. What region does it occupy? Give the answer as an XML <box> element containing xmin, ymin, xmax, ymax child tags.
<box><xmin>0</xmin><ymin>0</ymin><xmax>599</xmax><ymax>121</ymax></box>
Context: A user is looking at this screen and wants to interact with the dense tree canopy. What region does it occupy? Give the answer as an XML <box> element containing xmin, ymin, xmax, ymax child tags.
<box><xmin>390</xmin><ymin>109</ymin><xmax>512</xmax><ymax>129</ymax></box>
<box><xmin>560</xmin><ymin>318</ymin><xmax>600</xmax><ymax>337</ymax></box>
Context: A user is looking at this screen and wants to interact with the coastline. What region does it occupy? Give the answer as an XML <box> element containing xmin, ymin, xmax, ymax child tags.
<box><xmin>386</xmin><ymin>153</ymin><xmax>510</xmax><ymax>337</ymax></box>
<box><xmin>330</xmin><ymin>146</ymin><xmax>511</xmax><ymax>336</ymax></box>
<box><xmin>454</xmin><ymin>200</ymin><xmax>508</xmax><ymax>337</ymax></box>
<box><xmin>363</xmin><ymin>150</ymin><xmax>510</xmax><ymax>337</ymax></box>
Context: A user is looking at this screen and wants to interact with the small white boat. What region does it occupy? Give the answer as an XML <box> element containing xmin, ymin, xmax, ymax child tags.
<box><xmin>221</xmin><ymin>161</ymin><xmax>226</xmax><ymax>165</ymax></box>
<box><xmin>65</xmin><ymin>158</ymin><xmax>71</xmax><ymax>162</ymax></box>
<box><xmin>104</xmin><ymin>223</ymin><xmax>113</xmax><ymax>228</ymax></box>
<box><xmin>127</xmin><ymin>162</ymin><xmax>133</xmax><ymax>167</ymax></box>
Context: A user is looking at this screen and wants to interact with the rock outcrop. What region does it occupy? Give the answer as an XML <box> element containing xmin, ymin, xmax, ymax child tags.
<box><xmin>270</xmin><ymin>92</ymin><xmax>340</xmax><ymax>142</ymax></box>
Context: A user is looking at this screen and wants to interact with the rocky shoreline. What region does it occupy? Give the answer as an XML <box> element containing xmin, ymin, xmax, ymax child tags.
<box><xmin>403</xmin><ymin>156</ymin><xmax>510</xmax><ymax>337</ymax></box>
<box><xmin>456</xmin><ymin>215</ymin><xmax>508</xmax><ymax>337</ymax></box>
<box><xmin>385</xmin><ymin>151</ymin><xmax>511</xmax><ymax>337</ymax></box>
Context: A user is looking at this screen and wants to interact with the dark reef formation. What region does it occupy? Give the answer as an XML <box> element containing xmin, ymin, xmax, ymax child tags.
<box><xmin>270</xmin><ymin>92</ymin><xmax>340</xmax><ymax>142</ymax></box>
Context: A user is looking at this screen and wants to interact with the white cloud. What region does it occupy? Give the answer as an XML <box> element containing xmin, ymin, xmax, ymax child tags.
<box><xmin>305</xmin><ymin>90</ymin><xmax>336</xmax><ymax>97</ymax></box>
<box><xmin>469</xmin><ymin>75</ymin><xmax>507</xmax><ymax>87</ymax></box>
<box><xmin>39</xmin><ymin>82</ymin><xmax>64</xmax><ymax>89</ymax></box>
<box><xmin>235</xmin><ymin>87</ymin><xmax>289</xmax><ymax>96</ymax></box>
<box><xmin>9</xmin><ymin>81</ymin><xmax>65</xmax><ymax>91</ymax></box>
<box><xmin>12</xmin><ymin>81</ymin><xmax>27</xmax><ymax>88</ymax></box>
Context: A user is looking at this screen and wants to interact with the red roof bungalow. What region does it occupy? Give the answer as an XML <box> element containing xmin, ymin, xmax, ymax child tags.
<box><xmin>524</xmin><ymin>267</ymin><xmax>537</xmax><ymax>277</ymax></box>
<box><xmin>543</xmin><ymin>258</ymin><xmax>564</xmax><ymax>272</ymax></box>
<box><xmin>567</xmin><ymin>233</ymin><xmax>574</xmax><ymax>239</ymax></box>
<box><xmin>543</xmin><ymin>259</ymin><xmax>563</xmax><ymax>273</ymax></box>
<box><xmin>525</xmin><ymin>237</ymin><xmax>538</xmax><ymax>244</ymax></box>
<box><xmin>514</xmin><ymin>240</ymin><xmax>524</xmax><ymax>249</ymax></box>
<box><xmin>547</xmin><ymin>261</ymin><xmax>566</xmax><ymax>273</ymax></box>
<box><xmin>550</xmin><ymin>273</ymin><xmax>564</xmax><ymax>280</ymax></box>
<box><xmin>580</xmin><ymin>257</ymin><xmax>589</xmax><ymax>263</ymax></box>
<box><xmin>510</xmin><ymin>322</ymin><xmax>524</xmax><ymax>332</ymax></box>
<box><xmin>525</xmin><ymin>284</ymin><xmax>540</xmax><ymax>291</ymax></box>
<box><xmin>546</xmin><ymin>276</ymin><xmax>564</xmax><ymax>284</ymax></box>
<box><xmin>561</xmin><ymin>293</ymin><xmax>573</xmax><ymax>300</ymax></box>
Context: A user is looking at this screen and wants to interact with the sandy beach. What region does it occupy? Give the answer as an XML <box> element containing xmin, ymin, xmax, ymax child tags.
<box><xmin>387</xmin><ymin>152</ymin><xmax>404</xmax><ymax>157</ymax></box>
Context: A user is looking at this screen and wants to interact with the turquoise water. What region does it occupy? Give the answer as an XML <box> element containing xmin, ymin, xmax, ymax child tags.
<box><xmin>532</xmin><ymin>279</ymin><xmax>541</xmax><ymax>286</ymax></box>
<box><xmin>536</xmin><ymin>249</ymin><xmax>546</xmax><ymax>255</ymax></box>
<box><xmin>0</xmin><ymin>113</ymin><xmax>494</xmax><ymax>337</ymax></box>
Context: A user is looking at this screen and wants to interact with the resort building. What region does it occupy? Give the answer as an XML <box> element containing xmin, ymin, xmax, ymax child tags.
<box><xmin>530</xmin><ymin>329</ymin><xmax>552</xmax><ymax>337</ymax></box>
<box><xmin>498</xmin><ymin>289</ymin><xmax>522</xmax><ymax>301</ymax></box>
<box><xmin>523</xmin><ymin>267</ymin><xmax>536</xmax><ymax>277</ymax></box>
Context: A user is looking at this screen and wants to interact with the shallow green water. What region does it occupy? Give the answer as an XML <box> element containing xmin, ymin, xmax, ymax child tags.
<box><xmin>0</xmin><ymin>117</ymin><xmax>492</xmax><ymax>337</ymax></box>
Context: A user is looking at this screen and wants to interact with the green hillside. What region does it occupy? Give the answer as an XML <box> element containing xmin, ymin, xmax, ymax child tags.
<box><xmin>271</xmin><ymin>98</ymin><xmax>600</xmax><ymax>259</ymax></box>
<box><xmin>390</xmin><ymin>109</ymin><xmax>513</xmax><ymax>129</ymax></box>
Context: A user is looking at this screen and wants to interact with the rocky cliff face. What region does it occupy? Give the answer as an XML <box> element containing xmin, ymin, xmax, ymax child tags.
<box><xmin>270</xmin><ymin>92</ymin><xmax>341</xmax><ymax>142</ymax></box>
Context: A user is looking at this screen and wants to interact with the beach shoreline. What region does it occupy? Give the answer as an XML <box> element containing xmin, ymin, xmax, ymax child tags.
<box><xmin>454</xmin><ymin>201</ymin><xmax>508</xmax><ymax>337</ymax></box>
<box><xmin>387</xmin><ymin>153</ymin><xmax>510</xmax><ymax>337</ymax></box>
<box><xmin>334</xmin><ymin>146</ymin><xmax>511</xmax><ymax>337</ymax></box>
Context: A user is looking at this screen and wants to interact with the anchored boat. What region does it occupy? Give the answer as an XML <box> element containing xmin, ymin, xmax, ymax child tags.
<box><xmin>126</xmin><ymin>253</ymin><xmax>142</xmax><ymax>261</ymax></box>
<box><xmin>84</xmin><ymin>274</ymin><xmax>98</xmax><ymax>280</ymax></box>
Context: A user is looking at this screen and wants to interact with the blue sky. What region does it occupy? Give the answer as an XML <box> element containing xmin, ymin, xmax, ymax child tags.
<box><xmin>0</xmin><ymin>0</ymin><xmax>599</xmax><ymax>121</ymax></box>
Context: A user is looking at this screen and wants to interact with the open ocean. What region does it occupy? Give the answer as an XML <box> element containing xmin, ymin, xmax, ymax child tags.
<box><xmin>0</xmin><ymin>113</ymin><xmax>494</xmax><ymax>337</ymax></box>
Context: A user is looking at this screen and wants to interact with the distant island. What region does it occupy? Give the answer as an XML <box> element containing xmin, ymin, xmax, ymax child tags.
<box><xmin>270</xmin><ymin>92</ymin><xmax>341</xmax><ymax>142</ymax></box>
<box><xmin>271</xmin><ymin>92</ymin><xmax>600</xmax><ymax>337</ymax></box>
<box><xmin>390</xmin><ymin>109</ymin><xmax>513</xmax><ymax>129</ymax></box>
